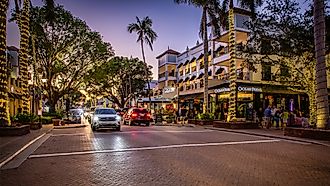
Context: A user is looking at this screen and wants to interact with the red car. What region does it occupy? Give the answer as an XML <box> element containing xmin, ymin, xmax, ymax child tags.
<box><xmin>122</xmin><ymin>108</ymin><xmax>152</xmax><ymax>126</ymax></box>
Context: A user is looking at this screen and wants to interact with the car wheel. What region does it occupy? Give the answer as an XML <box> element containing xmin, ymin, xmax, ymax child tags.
<box><xmin>146</xmin><ymin>122</ymin><xmax>150</xmax><ymax>127</ymax></box>
<box><xmin>123</xmin><ymin>120</ymin><xmax>127</xmax><ymax>125</ymax></box>
<box><xmin>92</xmin><ymin>125</ymin><xmax>97</xmax><ymax>131</ymax></box>
<box><xmin>129</xmin><ymin>121</ymin><xmax>134</xmax><ymax>126</ymax></box>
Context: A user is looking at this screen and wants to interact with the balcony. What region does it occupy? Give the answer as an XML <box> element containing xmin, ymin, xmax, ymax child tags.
<box><xmin>168</xmin><ymin>71</ymin><xmax>175</xmax><ymax>77</ymax></box>
<box><xmin>191</xmin><ymin>66</ymin><xmax>197</xmax><ymax>72</ymax></box>
<box><xmin>185</xmin><ymin>69</ymin><xmax>191</xmax><ymax>74</ymax></box>
<box><xmin>213</xmin><ymin>53</ymin><xmax>230</xmax><ymax>65</ymax></box>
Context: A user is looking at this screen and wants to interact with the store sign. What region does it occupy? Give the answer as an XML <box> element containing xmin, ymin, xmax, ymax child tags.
<box><xmin>214</xmin><ymin>88</ymin><xmax>230</xmax><ymax>93</ymax></box>
<box><xmin>238</xmin><ymin>86</ymin><xmax>262</xmax><ymax>92</ymax></box>
<box><xmin>164</xmin><ymin>87</ymin><xmax>175</xmax><ymax>94</ymax></box>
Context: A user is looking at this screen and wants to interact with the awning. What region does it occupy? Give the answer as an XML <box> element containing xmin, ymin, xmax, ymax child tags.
<box><xmin>190</xmin><ymin>75</ymin><xmax>196</xmax><ymax>81</ymax></box>
<box><xmin>177</xmin><ymin>63</ymin><xmax>183</xmax><ymax>68</ymax></box>
<box><xmin>197</xmin><ymin>73</ymin><xmax>204</xmax><ymax>79</ymax></box>
<box><xmin>189</xmin><ymin>57</ymin><xmax>196</xmax><ymax>63</ymax></box>
<box><xmin>215</xmin><ymin>68</ymin><xmax>225</xmax><ymax>75</ymax></box>
<box><xmin>197</xmin><ymin>53</ymin><xmax>204</xmax><ymax>60</ymax></box>
<box><xmin>184</xmin><ymin>76</ymin><xmax>190</xmax><ymax>82</ymax></box>
<box><xmin>183</xmin><ymin>60</ymin><xmax>189</xmax><ymax>66</ymax></box>
<box><xmin>178</xmin><ymin>78</ymin><xmax>183</xmax><ymax>83</ymax></box>
<box><xmin>215</xmin><ymin>45</ymin><xmax>224</xmax><ymax>52</ymax></box>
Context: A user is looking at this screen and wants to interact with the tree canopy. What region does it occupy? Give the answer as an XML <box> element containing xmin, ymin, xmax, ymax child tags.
<box><xmin>29</xmin><ymin>5</ymin><xmax>114</xmax><ymax>111</ymax></box>
<box><xmin>85</xmin><ymin>56</ymin><xmax>152</xmax><ymax>108</ymax></box>
<box><xmin>243</xmin><ymin>0</ymin><xmax>330</xmax><ymax>124</ymax></box>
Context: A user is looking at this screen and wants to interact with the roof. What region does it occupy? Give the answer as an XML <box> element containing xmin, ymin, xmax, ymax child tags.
<box><xmin>156</xmin><ymin>49</ymin><xmax>180</xmax><ymax>59</ymax></box>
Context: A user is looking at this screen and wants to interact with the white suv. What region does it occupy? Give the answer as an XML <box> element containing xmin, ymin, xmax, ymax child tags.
<box><xmin>91</xmin><ymin>108</ymin><xmax>121</xmax><ymax>131</ymax></box>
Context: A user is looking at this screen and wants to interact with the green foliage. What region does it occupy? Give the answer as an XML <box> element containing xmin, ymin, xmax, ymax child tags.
<box><xmin>29</xmin><ymin>5</ymin><xmax>114</xmax><ymax>110</ymax></box>
<box><xmin>12</xmin><ymin>113</ymin><xmax>38</xmax><ymax>124</ymax></box>
<box><xmin>85</xmin><ymin>56</ymin><xmax>152</xmax><ymax>108</ymax></box>
<box><xmin>42</xmin><ymin>111</ymin><xmax>64</xmax><ymax>119</ymax></box>
<box><xmin>41</xmin><ymin>116</ymin><xmax>53</xmax><ymax>124</ymax></box>
<box><xmin>196</xmin><ymin>113</ymin><xmax>215</xmax><ymax>121</ymax></box>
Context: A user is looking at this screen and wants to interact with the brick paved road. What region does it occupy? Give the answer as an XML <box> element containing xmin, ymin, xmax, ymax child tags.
<box><xmin>1</xmin><ymin>125</ymin><xmax>329</xmax><ymax>186</ymax></box>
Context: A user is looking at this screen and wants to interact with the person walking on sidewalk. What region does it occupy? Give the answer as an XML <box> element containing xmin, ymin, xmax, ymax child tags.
<box><xmin>264</xmin><ymin>106</ymin><xmax>272</xmax><ymax>129</ymax></box>
<box><xmin>274</xmin><ymin>109</ymin><xmax>281</xmax><ymax>129</ymax></box>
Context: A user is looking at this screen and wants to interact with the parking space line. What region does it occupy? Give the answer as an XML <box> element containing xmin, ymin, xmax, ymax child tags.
<box><xmin>95</xmin><ymin>130</ymin><xmax>215</xmax><ymax>134</ymax></box>
<box><xmin>29</xmin><ymin>139</ymin><xmax>281</xmax><ymax>159</ymax></box>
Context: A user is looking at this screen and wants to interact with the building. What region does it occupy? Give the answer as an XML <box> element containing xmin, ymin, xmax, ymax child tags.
<box><xmin>156</xmin><ymin>7</ymin><xmax>330</xmax><ymax>121</ymax></box>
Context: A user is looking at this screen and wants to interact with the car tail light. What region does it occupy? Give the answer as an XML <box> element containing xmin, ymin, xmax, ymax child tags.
<box><xmin>131</xmin><ymin>113</ymin><xmax>138</xmax><ymax>118</ymax></box>
<box><xmin>146</xmin><ymin>113</ymin><xmax>151</xmax><ymax>118</ymax></box>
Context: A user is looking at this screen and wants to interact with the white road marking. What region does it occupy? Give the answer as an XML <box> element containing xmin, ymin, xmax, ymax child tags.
<box><xmin>51</xmin><ymin>133</ymin><xmax>86</xmax><ymax>137</ymax></box>
<box><xmin>0</xmin><ymin>133</ymin><xmax>46</xmax><ymax>168</ymax></box>
<box><xmin>28</xmin><ymin>139</ymin><xmax>281</xmax><ymax>159</ymax></box>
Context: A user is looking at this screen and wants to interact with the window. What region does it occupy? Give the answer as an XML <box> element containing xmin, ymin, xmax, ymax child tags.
<box><xmin>235</xmin><ymin>14</ymin><xmax>249</xmax><ymax>29</ymax></box>
<box><xmin>179</xmin><ymin>70</ymin><xmax>183</xmax><ymax>76</ymax></box>
<box><xmin>168</xmin><ymin>55</ymin><xmax>176</xmax><ymax>62</ymax></box>
<box><xmin>200</xmin><ymin>80</ymin><xmax>204</xmax><ymax>88</ymax></box>
<box><xmin>262</xmin><ymin>64</ymin><xmax>272</xmax><ymax>81</ymax></box>
<box><xmin>280</xmin><ymin>65</ymin><xmax>290</xmax><ymax>77</ymax></box>
<box><xmin>200</xmin><ymin>61</ymin><xmax>204</xmax><ymax>69</ymax></box>
<box><xmin>192</xmin><ymin>66</ymin><xmax>197</xmax><ymax>72</ymax></box>
<box><xmin>94</xmin><ymin>109</ymin><xmax>116</xmax><ymax>115</ymax></box>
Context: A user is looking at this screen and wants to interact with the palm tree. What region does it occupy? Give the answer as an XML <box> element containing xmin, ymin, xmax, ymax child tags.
<box><xmin>221</xmin><ymin>0</ymin><xmax>263</xmax><ymax>121</ymax></box>
<box><xmin>174</xmin><ymin>0</ymin><xmax>222</xmax><ymax>113</ymax></box>
<box><xmin>127</xmin><ymin>16</ymin><xmax>157</xmax><ymax>110</ymax></box>
<box><xmin>14</xmin><ymin>0</ymin><xmax>54</xmax><ymax>114</ymax></box>
<box><xmin>313</xmin><ymin>0</ymin><xmax>329</xmax><ymax>128</ymax></box>
<box><xmin>0</xmin><ymin>0</ymin><xmax>11</xmax><ymax>126</ymax></box>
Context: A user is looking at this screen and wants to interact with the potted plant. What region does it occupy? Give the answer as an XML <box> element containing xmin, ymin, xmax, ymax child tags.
<box><xmin>195</xmin><ymin>113</ymin><xmax>215</xmax><ymax>126</ymax></box>
<box><xmin>14</xmin><ymin>113</ymin><xmax>41</xmax><ymax>130</ymax></box>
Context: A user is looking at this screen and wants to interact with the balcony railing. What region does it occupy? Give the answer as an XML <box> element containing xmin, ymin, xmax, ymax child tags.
<box><xmin>192</xmin><ymin>66</ymin><xmax>197</xmax><ymax>72</ymax></box>
<box><xmin>179</xmin><ymin>86</ymin><xmax>184</xmax><ymax>91</ymax></box>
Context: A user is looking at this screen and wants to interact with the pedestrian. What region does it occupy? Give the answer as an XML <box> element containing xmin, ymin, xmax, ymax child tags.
<box><xmin>257</xmin><ymin>107</ymin><xmax>263</xmax><ymax>126</ymax></box>
<box><xmin>274</xmin><ymin>109</ymin><xmax>281</xmax><ymax>129</ymax></box>
<box><xmin>282</xmin><ymin>109</ymin><xmax>289</xmax><ymax>129</ymax></box>
<box><xmin>263</xmin><ymin>106</ymin><xmax>272</xmax><ymax>129</ymax></box>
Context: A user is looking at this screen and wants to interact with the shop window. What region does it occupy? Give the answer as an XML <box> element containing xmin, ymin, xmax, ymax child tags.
<box><xmin>262</xmin><ymin>64</ymin><xmax>272</xmax><ymax>81</ymax></box>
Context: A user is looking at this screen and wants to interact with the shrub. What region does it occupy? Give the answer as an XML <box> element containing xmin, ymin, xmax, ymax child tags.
<box><xmin>196</xmin><ymin>113</ymin><xmax>215</xmax><ymax>121</ymax></box>
<box><xmin>42</xmin><ymin>111</ymin><xmax>63</xmax><ymax>119</ymax></box>
<box><xmin>13</xmin><ymin>113</ymin><xmax>38</xmax><ymax>124</ymax></box>
<box><xmin>41</xmin><ymin>116</ymin><xmax>53</xmax><ymax>124</ymax></box>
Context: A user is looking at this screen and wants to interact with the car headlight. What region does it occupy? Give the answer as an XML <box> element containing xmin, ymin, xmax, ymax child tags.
<box><xmin>93</xmin><ymin>116</ymin><xmax>99</xmax><ymax>122</ymax></box>
<box><xmin>116</xmin><ymin>115</ymin><xmax>121</xmax><ymax>121</ymax></box>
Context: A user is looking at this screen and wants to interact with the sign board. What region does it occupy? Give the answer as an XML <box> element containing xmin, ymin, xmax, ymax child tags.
<box><xmin>214</xmin><ymin>88</ymin><xmax>230</xmax><ymax>93</ymax></box>
<box><xmin>214</xmin><ymin>86</ymin><xmax>262</xmax><ymax>94</ymax></box>
<box><xmin>164</xmin><ymin>87</ymin><xmax>175</xmax><ymax>94</ymax></box>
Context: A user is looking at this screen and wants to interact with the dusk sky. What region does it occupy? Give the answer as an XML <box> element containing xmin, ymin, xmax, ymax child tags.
<box><xmin>6</xmin><ymin>0</ymin><xmax>309</xmax><ymax>79</ymax></box>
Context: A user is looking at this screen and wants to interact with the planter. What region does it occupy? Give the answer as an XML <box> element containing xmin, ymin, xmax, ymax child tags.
<box><xmin>0</xmin><ymin>125</ymin><xmax>30</xmax><ymax>136</ymax></box>
<box><xmin>52</xmin><ymin>119</ymin><xmax>61</xmax><ymax>126</ymax></box>
<box><xmin>29</xmin><ymin>122</ymin><xmax>42</xmax><ymax>130</ymax></box>
<box><xmin>284</xmin><ymin>127</ymin><xmax>330</xmax><ymax>141</ymax></box>
<box><xmin>195</xmin><ymin>120</ymin><xmax>213</xmax><ymax>126</ymax></box>
<box><xmin>213</xmin><ymin>121</ymin><xmax>259</xmax><ymax>129</ymax></box>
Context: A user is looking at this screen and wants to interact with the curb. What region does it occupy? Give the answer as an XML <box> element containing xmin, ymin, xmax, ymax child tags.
<box><xmin>0</xmin><ymin>126</ymin><xmax>53</xmax><ymax>169</ymax></box>
<box><xmin>54</xmin><ymin>124</ymin><xmax>88</xmax><ymax>129</ymax></box>
<box><xmin>204</xmin><ymin>127</ymin><xmax>330</xmax><ymax>147</ymax></box>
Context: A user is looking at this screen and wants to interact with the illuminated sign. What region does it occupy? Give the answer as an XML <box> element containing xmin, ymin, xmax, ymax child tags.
<box><xmin>164</xmin><ymin>87</ymin><xmax>175</xmax><ymax>94</ymax></box>
<box><xmin>214</xmin><ymin>86</ymin><xmax>262</xmax><ymax>94</ymax></box>
<box><xmin>214</xmin><ymin>88</ymin><xmax>230</xmax><ymax>93</ymax></box>
<box><xmin>238</xmin><ymin>86</ymin><xmax>262</xmax><ymax>92</ymax></box>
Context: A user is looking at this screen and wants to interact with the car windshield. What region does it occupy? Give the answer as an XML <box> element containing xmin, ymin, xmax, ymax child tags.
<box><xmin>94</xmin><ymin>109</ymin><xmax>116</xmax><ymax>115</ymax></box>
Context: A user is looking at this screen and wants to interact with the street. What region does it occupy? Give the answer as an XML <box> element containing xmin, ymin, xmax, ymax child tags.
<box><xmin>1</xmin><ymin>125</ymin><xmax>330</xmax><ymax>186</ymax></box>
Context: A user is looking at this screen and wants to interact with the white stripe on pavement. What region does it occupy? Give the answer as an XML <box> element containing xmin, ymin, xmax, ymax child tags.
<box><xmin>29</xmin><ymin>139</ymin><xmax>281</xmax><ymax>159</ymax></box>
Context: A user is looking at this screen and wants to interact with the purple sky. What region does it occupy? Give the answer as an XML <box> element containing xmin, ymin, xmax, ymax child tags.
<box><xmin>6</xmin><ymin>0</ymin><xmax>309</xmax><ymax>79</ymax></box>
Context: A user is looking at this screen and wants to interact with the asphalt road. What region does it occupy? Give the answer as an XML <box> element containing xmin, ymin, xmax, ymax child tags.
<box><xmin>0</xmin><ymin>125</ymin><xmax>329</xmax><ymax>186</ymax></box>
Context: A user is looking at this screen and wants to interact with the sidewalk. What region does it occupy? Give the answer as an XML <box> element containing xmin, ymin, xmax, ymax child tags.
<box><xmin>203</xmin><ymin>126</ymin><xmax>330</xmax><ymax>147</ymax></box>
<box><xmin>0</xmin><ymin>125</ymin><xmax>53</xmax><ymax>165</ymax></box>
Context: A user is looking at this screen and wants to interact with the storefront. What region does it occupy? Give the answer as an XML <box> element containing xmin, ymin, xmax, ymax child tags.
<box><xmin>210</xmin><ymin>83</ymin><xmax>309</xmax><ymax>120</ymax></box>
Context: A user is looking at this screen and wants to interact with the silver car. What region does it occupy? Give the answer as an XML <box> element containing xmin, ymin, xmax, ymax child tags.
<box><xmin>91</xmin><ymin>108</ymin><xmax>121</xmax><ymax>131</ymax></box>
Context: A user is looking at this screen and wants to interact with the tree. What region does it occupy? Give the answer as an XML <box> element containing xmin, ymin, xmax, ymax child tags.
<box><xmin>0</xmin><ymin>0</ymin><xmax>11</xmax><ymax>126</ymax></box>
<box><xmin>85</xmin><ymin>56</ymin><xmax>152</xmax><ymax>108</ymax></box>
<box><xmin>220</xmin><ymin>0</ymin><xmax>263</xmax><ymax>121</ymax></box>
<box><xmin>127</xmin><ymin>16</ymin><xmax>157</xmax><ymax>110</ymax></box>
<box><xmin>29</xmin><ymin>5</ymin><xmax>114</xmax><ymax>112</ymax></box>
<box><xmin>243</xmin><ymin>0</ymin><xmax>330</xmax><ymax>126</ymax></box>
<box><xmin>313</xmin><ymin>0</ymin><xmax>329</xmax><ymax>128</ymax></box>
<box><xmin>174</xmin><ymin>0</ymin><xmax>222</xmax><ymax>113</ymax></box>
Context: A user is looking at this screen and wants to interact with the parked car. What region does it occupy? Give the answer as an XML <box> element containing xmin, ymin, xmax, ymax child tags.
<box><xmin>122</xmin><ymin>108</ymin><xmax>152</xmax><ymax>126</ymax></box>
<box><xmin>67</xmin><ymin>109</ymin><xmax>84</xmax><ymax>123</ymax></box>
<box><xmin>91</xmin><ymin>108</ymin><xmax>121</xmax><ymax>131</ymax></box>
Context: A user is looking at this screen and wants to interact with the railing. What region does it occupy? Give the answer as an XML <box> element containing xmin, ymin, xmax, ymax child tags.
<box><xmin>186</xmin><ymin>85</ymin><xmax>190</xmax><ymax>90</ymax></box>
<box><xmin>179</xmin><ymin>86</ymin><xmax>184</xmax><ymax>91</ymax></box>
